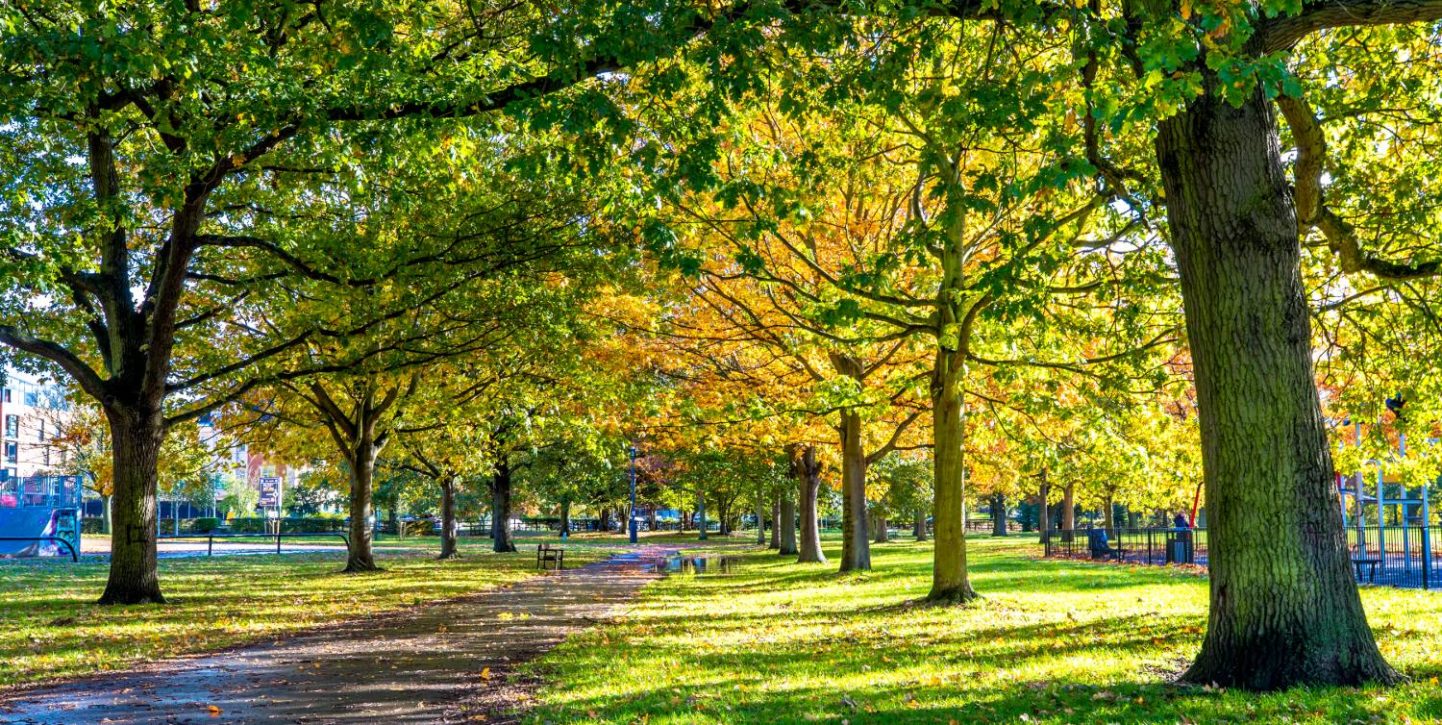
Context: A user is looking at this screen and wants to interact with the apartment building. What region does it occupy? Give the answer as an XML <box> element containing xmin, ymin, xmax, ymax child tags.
<box><xmin>0</xmin><ymin>369</ymin><xmax>69</xmax><ymax>482</ymax></box>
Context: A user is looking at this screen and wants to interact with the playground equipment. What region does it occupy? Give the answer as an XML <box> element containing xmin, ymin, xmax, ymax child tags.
<box><xmin>1337</xmin><ymin>413</ymin><xmax>1440</xmax><ymax>588</ymax></box>
<box><xmin>0</xmin><ymin>473</ymin><xmax>82</xmax><ymax>559</ymax></box>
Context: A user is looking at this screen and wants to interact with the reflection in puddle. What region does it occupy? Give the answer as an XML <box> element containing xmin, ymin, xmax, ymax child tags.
<box><xmin>651</xmin><ymin>555</ymin><xmax>739</xmax><ymax>575</ymax></box>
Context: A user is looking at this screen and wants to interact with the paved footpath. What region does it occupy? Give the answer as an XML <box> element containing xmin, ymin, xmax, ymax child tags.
<box><xmin>0</xmin><ymin>546</ymin><xmax>673</xmax><ymax>724</ymax></box>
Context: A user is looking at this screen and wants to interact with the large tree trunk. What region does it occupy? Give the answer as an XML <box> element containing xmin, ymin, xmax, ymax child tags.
<box><xmin>991</xmin><ymin>494</ymin><xmax>1008</xmax><ymax>537</ymax></box>
<box><xmin>697</xmin><ymin>497</ymin><xmax>708</xmax><ymax>540</ymax></box>
<box><xmin>560</xmin><ymin>498</ymin><xmax>571</xmax><ymax>537</ymax></box>
<box><xmin>914</xmin><ymin>509</ymin><xmax>927</xmax><ymax>542</ymax></box>
<box><xmin>1157</xmin><ymin>85</ymin><xmax>1394</xmax><ymax>689</ymax></box>
<box><xmin>873</xmin><ymin>513</ymin><xmax>889</xmax><ymax>543</ymax></box>
<box><xmin>344</xmin><ymin>434</ymin><xmax>381</xmax><ymax>573</ymax></box>
<box><xmin>837</xmin><ymin>409</ymin><xmax>871</xmax><ymax>572</ymax></box>
<box><xmin>98</xmin><ymin>408</ymin><xmax>165</xmax><ymax>605</ymax></box>
<box><xmin>102</xmin><ymin>493</ymin><xmax>113</xmax><ymax>535</ymax></box>
<box><xmin>794</xmin><ymin>445</ymin><xmax>825</xmax><ymax>564</ymax></box>
<box><xmin>929</xmin><ymin>343</ymin><xmax>974</xmax><ymax>602</ymax></box>
<box><xmin>599</xmin><ymin>507</ymin><xmax>611</xmax><ymax>532</ymax></box>
<box><xmin>489</xmin><ymin>456</ymin><xmax>516</xmax><ymax>553</ymax></box>
<box><xmin>438</xmin><ymin>475</ymin><xmax>459</xmax><ymax>560</ymax></box>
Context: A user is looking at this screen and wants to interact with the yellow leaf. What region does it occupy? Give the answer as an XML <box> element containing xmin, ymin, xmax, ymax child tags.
<box><xmin>481</xmin><ymin>667</ymin><xmax>492</xmax><ymax>680</ymax></box>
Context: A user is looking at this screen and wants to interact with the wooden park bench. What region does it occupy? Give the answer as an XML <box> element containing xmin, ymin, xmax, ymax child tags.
<box><xmin>537</xmin><ymin>543</ymin><xmax>565</xmax><ymax>571</ymax></box>
<box><xmin>1352</xmin><ymin>556</ymin><xmax>1381</xmax><ymax>583</ymax></box>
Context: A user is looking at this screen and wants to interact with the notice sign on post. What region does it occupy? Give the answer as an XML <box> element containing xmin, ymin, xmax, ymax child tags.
<box><xmin>258</xmin><ymin>477</ymin><xmax>281</xmax><ymax>509</ymax></box>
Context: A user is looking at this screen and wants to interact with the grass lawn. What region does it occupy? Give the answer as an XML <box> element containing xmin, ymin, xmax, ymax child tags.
<box><xmin>524</xmin><ymin>535</ymin><xmax>1442</xmax><ymax>724</ymax></box>
<box><xmin>0</xmin><ymin>533</ymin><xmax>616</xmax><ymax>690</ymax></box>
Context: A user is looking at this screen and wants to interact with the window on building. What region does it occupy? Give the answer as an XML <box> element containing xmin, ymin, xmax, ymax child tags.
<box><xmin>3</xmin><ymin>442</ymin><xmax>17</xmax><ymax>464</ymax></box>
<box><xmin>1</xmin><ymin>389</ymin><xmax>9</xmax><ymax>403</ymax></box>
<box><xmin>3</xmin><ymin>415</ymin><xmax>17</xmax><ymax>439</ymax></box>
<box><xmin>23</xmin><ymin>391</ymin><xmax>37</xmax><ymax>407</ymax></box>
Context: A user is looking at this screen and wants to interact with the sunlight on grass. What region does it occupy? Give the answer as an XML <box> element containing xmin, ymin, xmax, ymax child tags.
<box><xmin>526</xmin><ymin>536</ymin><xmax>1442</xmax><ymax>724</ymax></box>
<box><xmin>0</xmin><ymin>535</ymin><xmax>613</xmax><ymax>689</ymax></box>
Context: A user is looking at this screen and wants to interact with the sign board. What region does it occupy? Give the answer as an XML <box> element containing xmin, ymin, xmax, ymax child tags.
<box><xmin>258</xmin><ymin>476</ymin><xmax>281</xmax><ymax>508</ymax></box>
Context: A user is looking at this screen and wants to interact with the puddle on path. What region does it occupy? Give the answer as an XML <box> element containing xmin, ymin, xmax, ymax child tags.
<box><xmin>651</xmin><ymin>554</ymin><xmax>741</xmax><ymax>575</ymax></box>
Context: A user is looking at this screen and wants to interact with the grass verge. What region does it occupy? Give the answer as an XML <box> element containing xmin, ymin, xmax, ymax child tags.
<box><xmin>523</xmin><ymin>535</ymin><xmax>1442</xmax><ymax>724</ymax></box>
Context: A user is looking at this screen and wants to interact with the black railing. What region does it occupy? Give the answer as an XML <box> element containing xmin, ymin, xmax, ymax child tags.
<box><xmin>1043</xmin><ymin>524</ymin><xmax>1442</xmax><ymax>590</ymax></box>
<box><xmin>1043</xmin><ymin>526</ymin><xmax>1208</xmax><ymax>567</ymax></box>
<box><xmin>156</xmin><ymin>531</ymin><xmax>350</xmax><ymax>556</ymax></box>
<box><xmin>0</xmin><ymin>536</ymin><xmax>79</xmax><ymax>562</ymax></box>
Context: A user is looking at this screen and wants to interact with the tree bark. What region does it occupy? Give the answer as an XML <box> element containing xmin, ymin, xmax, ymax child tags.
<box><xmin>837</xmin><ymin>409</ymin><xmax>871</xmax><ymax>572</ymax></box>
<box><xmin>991</xmin><ymin>494</ymin><xmax>1008</xmax><ymax>537</ymax></box>
<box><xmin>599</xmin><ymin>507</ymin><xmax>611</xmax><ymax>533</ymax></box>
<box><xmin>1060</xmin><ymin>484</ymin><xmax>1075</xmax><ymax>543</ymax></box>
<box><xmin>873</xmin><ymin>513</ymin><xmax>889</xmax><ymax>543</ymax></box>
<box><xmin>489</xmin><ymin>456</ymin><xmax>516</xmax><ymax>553</ymax></box>
<box><xmin>913</xmin><ymin>509</ymin><xmax>927</xmax><ymax>542</ymax></box>
<box><xmin>1157</xmin><ymin>84</ymin><xmax>1395</xmax><ymax>689</ymax></box>
<box><xmin>929</xmin><ymin>342</ymin><xmax>974</xmax><ymax>602</ymax></box>
<box><xmin>560</xmin><ymin>498</ymin><xmax>571</xmax><ymax>537</ymax></box>
<box><xmin>1102</xmin><ymin>491</ymin><xmax>1115</xmax><ymax>536</ymax></box>
<box><xmin>344</xmin><ymin>432</ymin><xmax>381</xmax><ymax>573</ymax></box>
<box><xmin>793</xmin><ymin>445</ymin><xmax>825</xmax><ymax>564</ymax></box>
<box><xmin>697</xmin><ymin>497</ymin><xmax>708</xmax><ymax>540</ymax></box>
<box><xmin>438</xmin><ymin>475</ymin><xmax>459</xmax><ymax>559</ymax></box>
<box><xmin>98</xmin><ymin>408</ymin><xmax>166</xmax><ymax>604</ymax></box>
<box><xmin>779</xmin><ymin>492</ymin><xmax>798</xmax><ymax>555</ymax></box>
<box><xmin>102</xmin><ymin>494</ymin><xmax>113</xmax><ymax>535</ymax></box>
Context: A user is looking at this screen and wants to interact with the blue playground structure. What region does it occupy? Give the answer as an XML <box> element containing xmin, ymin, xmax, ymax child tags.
<box><xmin>0</xmin><ymin>472</ymin><xmax>82</xmax><ymax>559</ymax></box>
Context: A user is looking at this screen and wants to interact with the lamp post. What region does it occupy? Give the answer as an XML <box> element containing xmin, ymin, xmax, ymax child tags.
<box><xmin>628</xmin><ymin>445</ymin><xmax>638</xmax><ymax>544</ymax></box>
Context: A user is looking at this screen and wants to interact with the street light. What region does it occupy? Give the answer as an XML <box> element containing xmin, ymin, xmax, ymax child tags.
<box><xmin>628</xmin><ymin>445</ymin><xmax>638</xmax><ymax>544</ymax></box>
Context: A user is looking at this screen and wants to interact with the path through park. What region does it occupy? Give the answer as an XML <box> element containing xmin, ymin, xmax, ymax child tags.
<box><xmin>0</xmin><ymin>546</ymin><xmax>673</xmax><ymax>724</ymax></box>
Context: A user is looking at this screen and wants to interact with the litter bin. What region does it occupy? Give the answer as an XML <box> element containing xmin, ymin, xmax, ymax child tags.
<box><xmin>1166</xmin><ymin>538</ymin><xmax>1193</xmax><ymax>564</ymax></box>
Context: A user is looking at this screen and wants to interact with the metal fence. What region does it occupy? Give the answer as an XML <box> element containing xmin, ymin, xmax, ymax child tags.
<box><xmin>1043</xmin><ymin>527</ymin><xmax>1209</xmax><ymax>567</ymax></box>
<box><xmin>1044</xmin><ymin>524</ymin><xmax>1442</xmax><ymax>590</ymax></box>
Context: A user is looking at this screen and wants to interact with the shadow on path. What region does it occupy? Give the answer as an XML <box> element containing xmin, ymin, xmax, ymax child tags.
<box><xmin>0</xmin><ymin>546</ymin><xmax>675</xmax><ymax>724</ymax></box>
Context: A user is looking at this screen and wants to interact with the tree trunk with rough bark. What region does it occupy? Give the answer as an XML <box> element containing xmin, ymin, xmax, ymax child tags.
<box><xmin>837</xmin><ymin>409</ymin><xmax>871</xmax><ymax>572</ymax></box>
<box><xmin>929</xmin><ymin>341</ymin><xmax>974</xmax><ymax>602</ymax></box>
<box><xmin>793</xmin><ymin>445</ymin><xmax>826</xmax><ymax>564</ymax></box>
<box><xmin>343</xmin><ymin>430</ymin><xmax>382</xmax><ymax>573</ymax></box>
<box><xmin>99</xmin><ymin>408</ymin><xmax>166</xmax><ymax>604</ymax></box>
<box><xmin>1157</xmin><ymin>84</ymin><xmax>1395</xmax><ymax>689</ymax></box>
<box><xmin>489</xmin><ymin>456</ymin><xmax>516</xmax><ymax>553</ymax></box>
<box><xmin>438</xmin><ymin>475</ymin><xmax>459</xmax><ymax>560</ymax></box>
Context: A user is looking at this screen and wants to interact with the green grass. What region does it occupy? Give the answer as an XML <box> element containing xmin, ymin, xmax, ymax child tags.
<box><xmin>0</xmin><ymin>533</ymin><xmax>615</xmax><ymax>689</ymax></box>
<box><xmin>524</xmin><ymin>535</ymin><xmax>1442</xmax><ymax>724</ymax></box>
